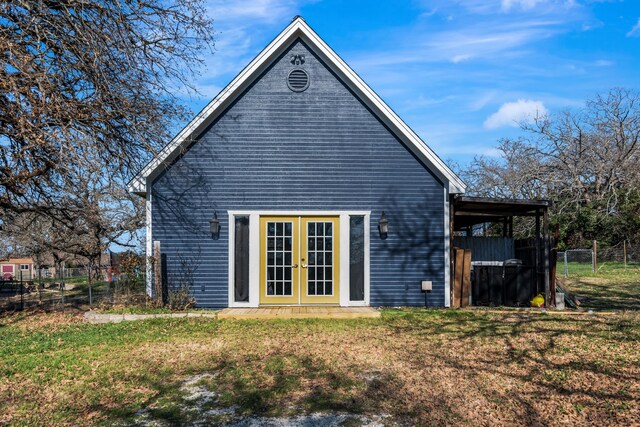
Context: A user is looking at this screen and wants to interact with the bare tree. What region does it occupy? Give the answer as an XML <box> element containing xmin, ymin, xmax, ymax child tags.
<box><xmin>1</xmin><ymin>145</ymin><xmax>144</xmax><ymax>303</ymax></box>
<box><xmin>0</xmin><ymin>0</ymin><xmax>214</xmax><ymax>214</ymax></box>
<box><xmin>463</xmin><ymin>88</ymin><xmax>640</xmax><ymax>246</ymax></box>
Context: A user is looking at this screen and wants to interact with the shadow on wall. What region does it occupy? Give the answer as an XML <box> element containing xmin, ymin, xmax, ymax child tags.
<box><xmin>152</xmin><ymin>143</ymin><xmax>219</xmax><ymax>237</ymax></box>
<box><xmin>375</xmin><ymin>192</ymin><xmax>444</xmax><ymax>306</ymax></box>
<box><xmin>151</xmin><ymin>142</ymin><xmax>224</xmax><ymax>299</ymax></box>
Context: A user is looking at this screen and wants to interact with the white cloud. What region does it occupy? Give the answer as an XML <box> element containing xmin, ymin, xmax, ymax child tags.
<box><xmin>186</xmin><ymin>0</ymin><xmax>312</xmax><ymax>99</ymax></box>
<box><xmin>483</xmin><ymin>99</ymin><xmax>548</xmax><ymax>129</ymax></box>
<box><xmin>594</xmin><ymin>59</ymin><xmax>613</xmax><ymax>67</ymax></box>
<box><xmin>501</xmin><ymin>0</ymin><xmax>546</xmax><ymax>12</ymax></box>
<box><xmin>627</xmin><ymin>18</ymin><xmax>640</xmax><ymax>37</ymax></box>
<box><xmin>451</xmin><ymin>54</ymin><xmax>473</xmax><ymax>63</ymax></box>
<box><xmin>500</xmin><ymin>0</ymin><xmax>577</xmax><ymax>12</ymax></box>
<box><xmin>467</xmin><ymin>91</ymin><xmax>498</xmax><ymax>111</ymax></box>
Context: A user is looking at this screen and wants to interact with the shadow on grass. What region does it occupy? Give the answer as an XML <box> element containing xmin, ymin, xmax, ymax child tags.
<box><xmin>384</xmin><ymin>309</ymin><xmax>640</xmax><ymax>408</ymax></box>
<box><xmin>92</xmin><ymin>311</ymin><xmax>638</xmax><ymax>425</ymax></box>
<box><xmin>3</xmin><ymin>311</ymin><xmax>639</xmax><ymax>425</ymax></box>
<box><xmin>568</xmin><ymin>281</ymin><xmax>640</xmax><ymax>311</ymax></box>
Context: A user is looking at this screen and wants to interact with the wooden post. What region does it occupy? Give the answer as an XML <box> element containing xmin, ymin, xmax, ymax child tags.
<box><xmin>461</xmin><ymin>249</ymin><xmax>472</xmax><ymax>308</ymax></box>
<box><xmin>37</xmin><ymin>259</ymin><xmax>42</xmax><ymax>304</ymax></box>
<box><xmin>453</xmin><ymin>248</ymin><xmax>464</xmax><ymax>308</ymax></box>
<box><xmin>543</xmin><ymin>209</ymin><xmax>550</xmax><ymax>308</ymax></box>
<box><xmin>153</xmin><ymin>240</ymin><xmax>163</xmax><ymax>305</ymax></box>
<box><xmin>593</xmin><ymin>240</ymin><xmax>597</xmax><ymax>273</ymax></box>
<box><xmin>20</xmin><ymin>270</ymin><xmax>24</xmax><ymax>311</ymax></box>
<box><xmin>623</xmin><ymin>240</ymin><xmax>627</xmax><ymax>269</ymax></box>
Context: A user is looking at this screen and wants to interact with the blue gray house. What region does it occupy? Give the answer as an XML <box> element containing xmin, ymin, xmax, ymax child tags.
<box><xmin>129</xmin><ymin>17</ymin><xmax>466</xmax><ymax>308</ymax></box>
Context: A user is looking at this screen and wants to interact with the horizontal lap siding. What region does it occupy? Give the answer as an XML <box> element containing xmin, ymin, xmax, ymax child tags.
<box><xmin>152</xmin><ymin>40</ymin><xmax>445</xmax><ymax>308</ymax></box>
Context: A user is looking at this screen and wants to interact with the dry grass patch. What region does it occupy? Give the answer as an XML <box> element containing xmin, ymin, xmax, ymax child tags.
<box><xmin>0</xmin><ymin>309</ymin><xmax>638</xmax><ymax>426</ymax></box>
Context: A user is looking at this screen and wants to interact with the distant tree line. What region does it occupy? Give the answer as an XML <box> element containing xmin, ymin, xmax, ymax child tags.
<box><xmin>460</xmin><ymin>88</ymin><xmax>640</xmax><ymax>249</ymax></box>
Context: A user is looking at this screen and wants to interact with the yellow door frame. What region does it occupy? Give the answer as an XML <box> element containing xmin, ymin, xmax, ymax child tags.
<box><xmin>259</xmin><ymin>216</ymin><xmax>300</xmax><ymax>305</ymax></box>
<box><xmin>259</xmin><ymin>215</ymin><xmax>340</xmax><ymax>306</ymax></box>
<box><xmin>300</xmin><ymin>216</ymin><xmax>340</xmax><ymax>305</ymax></box>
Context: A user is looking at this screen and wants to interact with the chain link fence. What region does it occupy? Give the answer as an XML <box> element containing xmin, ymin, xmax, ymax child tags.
<box><xmin>0</xmin><ymin>267</ymin><xmax>147</xmax><ymax>312</ymax></box>
<box><xmin>557</xmin><ymin>241</ymin><xmax>640</xmax><ymax>276</ymax></box>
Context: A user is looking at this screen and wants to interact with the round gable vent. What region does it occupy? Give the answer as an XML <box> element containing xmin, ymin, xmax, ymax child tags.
<box><xmin>287</xmin><ymin>69</ymin><xmax>309</xmax><ymax>92</ymax></box>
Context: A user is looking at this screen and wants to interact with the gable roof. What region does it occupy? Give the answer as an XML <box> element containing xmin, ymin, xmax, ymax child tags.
<box><xmin>128</xmin><ymin>16</ymin><xmax>466</xmax><ymax>196</ymax></box>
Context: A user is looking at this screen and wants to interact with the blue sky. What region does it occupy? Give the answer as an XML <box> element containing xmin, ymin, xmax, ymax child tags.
<box><xmin>185</xmin><ymin>0</ymin><xmax>640</xmax><ymax>167</ymax></box>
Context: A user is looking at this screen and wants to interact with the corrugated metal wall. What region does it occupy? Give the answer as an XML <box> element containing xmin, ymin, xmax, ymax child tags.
<box><xmin>453</xmin><ymin>237</ymin><xmax>515</xmax><ymax>262</ymax></box>
<box><xmin>151</xmin><ymin>39</ymin><xmax>446</xmax><ymax>307</ymax></box>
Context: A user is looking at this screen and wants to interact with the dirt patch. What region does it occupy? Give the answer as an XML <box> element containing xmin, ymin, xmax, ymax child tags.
<box><xmin>134</xmin><ymin>372</ymin><xmax>393</xmax><ymax>426</ymax></box>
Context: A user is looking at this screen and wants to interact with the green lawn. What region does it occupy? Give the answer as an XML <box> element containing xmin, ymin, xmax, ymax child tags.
<box><xmin>1</xmin><ymin>308</ymin><xmax>639</xmax><ymax>426</ymax></box>
<box><xmin>560</xmin><ymin>264</ymin><xmax>640</xmax><ymax>310</ymax></box>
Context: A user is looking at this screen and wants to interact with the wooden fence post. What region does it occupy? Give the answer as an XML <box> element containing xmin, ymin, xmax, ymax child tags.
<box><xmin>593</xmin><ymin>240</ymin><xmax>597</xmax><ymax>273</ymax></box>
<box><xmin>453</xmin><ymin>248</ymin><xmax>464</xmax><ymax>308</ymax></box>
<box><xmin>461</xmin><ymin>249</ymin><xmax>472</xmax><ymax>308</ymax></box>
<box><xmin>153</xmin><ymin>240</ymin><xmax>163</xmax><ymax>306</ymax></box>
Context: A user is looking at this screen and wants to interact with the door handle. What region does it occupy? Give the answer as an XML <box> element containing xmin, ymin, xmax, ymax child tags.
<box><xmin>301</xmin><ymin>264</ymin><xmax>307</xmax><ymax>268</ymax></box>
<box><xmin>292</xmin><ymin>264</ymin><xmax>298</xmax><ymax>268</ymax></box>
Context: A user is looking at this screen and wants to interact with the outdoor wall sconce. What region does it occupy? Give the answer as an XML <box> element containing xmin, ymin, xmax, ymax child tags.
<box><xmin>378</xmin><ymin>211</ymin><xmax>389</xmax><ymax>240</ymax></box>
<box><xmin>209</xmin><ymin>210</ymin><xmax>220</xmax><ymax>239</ymax></box>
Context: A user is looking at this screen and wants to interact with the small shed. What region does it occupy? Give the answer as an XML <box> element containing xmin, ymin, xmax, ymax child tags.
<box><xmin>450</xmin><ymin>196</ymin><xmax>553</xmax><ymax>308</ymax></box>
<box><xmin>0</xmin><ymin>258</ymin><xmax>34</xmax><ymax>281</ymax></box>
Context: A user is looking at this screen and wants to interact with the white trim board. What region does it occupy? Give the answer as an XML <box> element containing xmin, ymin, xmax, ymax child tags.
<box><xmin>128</xmin><ymin>16</ymin><xmax>466</xmax><ymax>196</ymax></box>
<box><xmin>227</xmin><ymin>211</ymin><xmax>370</xmax><ymax>308</ymax></box>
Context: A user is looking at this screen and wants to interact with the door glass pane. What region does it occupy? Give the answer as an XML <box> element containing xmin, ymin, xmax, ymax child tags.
<box><xmin>306</xmin><ymin>221</ymin><xmax>334</xmax><ymax>296</ymax></box>
<box><xmin>266</xmin><ymin>221</ymin><xmax>293</xmax><ymax>296</ymax></box>
<box><xmin>325</xmin><ymin>282</ymin><xmax>332</xmax><ymax>295</ymax></box>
